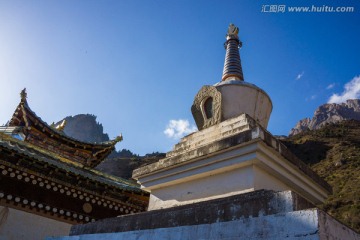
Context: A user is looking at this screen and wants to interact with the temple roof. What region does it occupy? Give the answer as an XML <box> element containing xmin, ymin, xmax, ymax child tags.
<box><xmin>6</xmin><ymin>89</ymin><xmax>122</xmax><ymax>168</ymax></box>
<box><xmin>0</xmin><ymin>89</ymin><xmax>149</xmax><ymax>224</ymax></box>
<box><xmin>0</xmin><ymin>132</ymin><xmax>142</xmax><ymax>193</ymax></box>
<box><xmin>0</xmin><ymin>131</ymin><xmax>149</xmax><ymax>224</ymax></box>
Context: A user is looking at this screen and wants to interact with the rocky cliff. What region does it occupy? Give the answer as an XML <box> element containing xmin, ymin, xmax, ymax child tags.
<box><xmin>96</xmin><ymin>153</ymin><xmax>165</xmax><ymax>179</ymax></box>
<box><xmin>289</xmin><ymin>99</ymin><xmax>360</xmax><ymax>136</ymax></box>
<box><xmin>58</xmin><ymin>114</ymin><xmax>110</xmax><ymax>143</ymax></box>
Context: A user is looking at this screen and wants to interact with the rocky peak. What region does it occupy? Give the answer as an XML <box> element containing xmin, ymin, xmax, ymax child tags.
<box><xmin>57</xmin><ymin>114</ymin><xmax>110</xmax><ymax>143</ymax></box>
<box><xmin>289</xmin><ymin>99</ymin><xmax>360</xmax><ymax>136</ymax></box>
<box><xmin>289</xmin><ymin>118</ymin><xmax>311</xmax><ymax>136</ymax></box>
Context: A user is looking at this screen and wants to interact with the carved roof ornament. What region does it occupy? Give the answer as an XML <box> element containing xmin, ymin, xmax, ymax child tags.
<box><xmin>222</xmin><ymin>23</ymin><xmax>244</xmax><ymax>81</ymax></box>
<box><xmin>20</xmin><ymin>88</ymin><xmax>27</xmax><ymax>102</ymax></box>
<box><xmin>55</xmin><ymin>119</ymin><xmax>67</xmax><ymax>131</ymax></box>
<box><xmin>114</xmin><ymin>134</ymin><xmax>123</xmax><ymax>143</ymax></box>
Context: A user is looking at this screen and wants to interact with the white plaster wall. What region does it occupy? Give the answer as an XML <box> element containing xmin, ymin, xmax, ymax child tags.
<box><xmin>148</xmin><ymin>165</ymin><xmax>255</xmax><ymax>210</ymax></box>
<box><xmin>217</xmin><ymin>84</ymin><xmax>272</xmax><ymax>128</ymax></box>
<box><xmin>139</xmin><ymin>144</ymin><xmax>258</xmax><ymax>191</ymax></box>
<box><xmin>253</xmin><ymin>165</ymin><xmax>290</xmax><ymax>192</ymax></box>
<box><xmin>142</xmin><ymin>140</ymin><xmax>329</xmax><ymax>209</ymax></box>
<box><xmin>147</xmin><ymin>164</ymin><xmax>300</xmax><ymax>210</ymax></box>
<box><xmin>47</xmin><ymin>209</ymin><xmax>328</xmax><ymax>240</ymax></box>
<box><xmin>256</xmin><ymin>143</ymin><xmax>329</xmax><ymax>204</ymax></box>
<box><xmin>0</xmin><ymin>206</ymin><xmax>71</xmax><ymax>240</ymax></box>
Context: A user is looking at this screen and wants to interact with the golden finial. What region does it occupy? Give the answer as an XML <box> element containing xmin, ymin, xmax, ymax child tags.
<box><xmin>56</xmin><ymin>119</ymin><xmax>67</xmax><ymax>131</ymax></box>
<box><xmin>227</xmin><ymin>23</ymin><xmax>239</xmax><ymax>37</ymax></box>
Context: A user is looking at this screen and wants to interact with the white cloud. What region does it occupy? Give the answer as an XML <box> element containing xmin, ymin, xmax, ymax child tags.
<box><xmin>328</xmin><ymin>75</ymin><xmax>360</xmax><ymax>104</ymax></box>
<box><xmin>305</xmin><ymin>95</ymin><xmax>317</xmax><ymax>101</ymax></box>
<box><xmin>326</xmin><ymin>83</ymin><xmax>335</xmax><ymax>90</ymax></box>
<box><xmin>295</xmin><ymin>71</ymin><xmax>304</xmax><ymax>80</ymax></box>
<box><xmin>164</xmin><ymin>119</ymin><xmax>197</xmax><ymax>139</ymax></box>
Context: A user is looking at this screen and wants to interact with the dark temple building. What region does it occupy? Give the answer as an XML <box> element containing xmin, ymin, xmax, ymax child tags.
<box><xmin>0</xmin><ymin>89</ymin><xmax>149</xmax><ymax>239</ymax></box>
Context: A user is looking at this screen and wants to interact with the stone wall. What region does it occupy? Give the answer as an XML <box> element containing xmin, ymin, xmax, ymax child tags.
<box><xmin>47</xmin><ymin>204</ymin><xmax>359</xmax><ymax>239</ymax></box>
<box><xmin>46</xmin><ymin>190</ymin><xmax>359</xmax><ymax>240</ymax></box>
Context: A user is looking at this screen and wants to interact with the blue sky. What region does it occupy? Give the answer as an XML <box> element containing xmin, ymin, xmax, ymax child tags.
<box><xmin>0</xmin><ymin>0</ymin><xmax>359</xmax><ymax>155</ymax></box>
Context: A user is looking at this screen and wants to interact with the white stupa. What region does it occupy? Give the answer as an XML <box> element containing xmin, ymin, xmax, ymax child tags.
<box><xmin>133</xmin><ymin>24</ymin><xmax>331</xmax><ymax>210</ymax></box>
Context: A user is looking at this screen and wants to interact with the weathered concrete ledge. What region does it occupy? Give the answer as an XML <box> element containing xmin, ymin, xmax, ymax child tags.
<box><xmin>167</xmin><ymin>114</ymin><xmax>256</xmax><ymax>157</ymax></box>
<box><xmin>49</xmin><ymin>207</ymin><xmax>360</xmax><ymax>240</ymax></box>
<box><xmin>69</xmin><ymin>190</ymin><xmax>313</xmax><ymax>235</ymax></box>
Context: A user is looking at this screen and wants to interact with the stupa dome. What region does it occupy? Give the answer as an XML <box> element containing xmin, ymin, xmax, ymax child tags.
<box><xmin>192</xmin><ymin>24</ymin><xmax>272</xmax><ymax>130</ymax></box>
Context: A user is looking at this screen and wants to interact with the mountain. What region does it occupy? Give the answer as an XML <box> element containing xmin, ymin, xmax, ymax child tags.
<box><xmin>58</xmin><ymin>114</ymin><xmax>110</xmax><ymax>143</ymax></box>
<box><xmin>289</xmin><ymin>99</ymin><xmax>360</xmax><ymax>136</ymax></box>
<box><xmin>96</xmin><ymin>153</ymin><xmax>165</xmax><ymax>179</ymax></box>
<box><xmin>282</xmin><ymin>120</ymin><xmax>360</xmax><ymax>232</ymax></box>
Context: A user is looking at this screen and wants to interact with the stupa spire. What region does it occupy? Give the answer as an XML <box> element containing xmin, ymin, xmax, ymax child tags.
<box><xmin>222</xmin><ymin>23</ymin><xmax>244</xmax><ymax>81</ymax></box>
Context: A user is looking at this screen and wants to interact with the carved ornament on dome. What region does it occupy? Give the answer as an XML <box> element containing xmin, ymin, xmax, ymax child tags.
<box><xmin>191</xmin><ymin>85</ymin><xmax>222</xmax><ymax>130</ymax></box>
